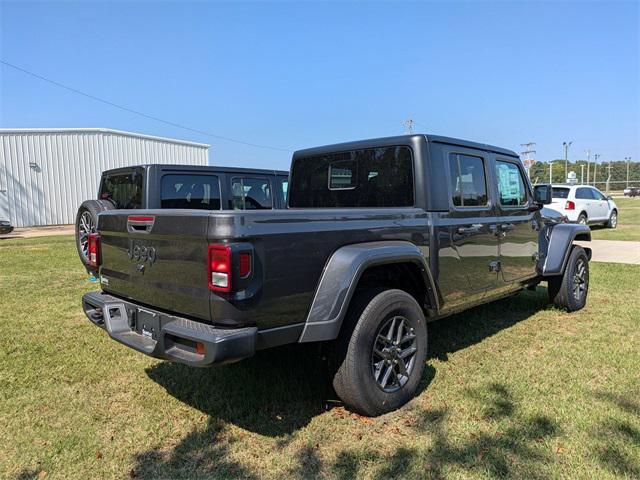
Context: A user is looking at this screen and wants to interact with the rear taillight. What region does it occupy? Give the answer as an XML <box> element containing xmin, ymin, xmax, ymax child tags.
<box><xmin>565</xmin><ymin>200</ymin><xmax>575</xmax><ymax>210</ymax></box>
<box><xmin>88</xmin><ymin>233</ymin><xmax>101</xmax><ymax>268</ymax></box>
<box><xmin>208</xmin><ymin>245</ymin><xmax>253</xmax><ymax>292</ymax></box>
<box><xmin>208</xmin><ymin>245</ymin><xmax>232</xmax><ymax>292</ymax></box>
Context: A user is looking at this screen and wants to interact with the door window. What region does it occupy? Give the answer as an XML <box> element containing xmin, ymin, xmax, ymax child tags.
<box><xmin>591</xmin><ymin>188</ymin><xmax>607</xmax><ymax>200</ymax></box>
<box><xmin>448</xmin><ymin>154</ymin><xmax>488</xmax><ymax>207</ymax></box>
<box><xmin>232</xmin><ymin>177</ymin><xmax>272</xmax><ymax>210</ymax></box>
<box><xmin>495</xmin><ymin>161</ymin><xmax>527</xmax><ymax>206</ymax></box>
<box><xmin>280</xmin><ymin>178</ymin><xmax>289</xmax><ymax>205</ymax></box>
<box><xmin>161</xmin><ymin>174</ymin><xmax>221</xmax><ymax>210</ymax></box>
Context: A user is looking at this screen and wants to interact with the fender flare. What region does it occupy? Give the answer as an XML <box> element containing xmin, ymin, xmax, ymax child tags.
<box><xmin>298</xmin><ymin>241</ymin><xmax>438</xmax><ymax>343</ymax></box>
<box><xmin>541</xmin><ymin>223</ymin><xmax>591</xmax><ymax>276</ymax></box>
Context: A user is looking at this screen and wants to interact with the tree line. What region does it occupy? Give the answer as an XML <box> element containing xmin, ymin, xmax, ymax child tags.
<box><xmin>528</xmin><ymin>160</ymin><xmax>640</xmax><ymax>190</ymax></box>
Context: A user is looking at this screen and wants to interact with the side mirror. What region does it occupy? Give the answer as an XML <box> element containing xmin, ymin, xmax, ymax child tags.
<box><xmin>533</xmin><ymin>184</ymin><xmax>552</xmax><ymax>205</ymax></box>
<box><xmin>607</xmin><ymin>195</ymin><xmax>613</xmax><ymax>201</ymax></box>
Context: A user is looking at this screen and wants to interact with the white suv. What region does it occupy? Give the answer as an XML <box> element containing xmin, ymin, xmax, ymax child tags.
<box><xmin>545</xmin><ymin>184</ymin><xmax>618</xmax><ymax>228</ymax></box>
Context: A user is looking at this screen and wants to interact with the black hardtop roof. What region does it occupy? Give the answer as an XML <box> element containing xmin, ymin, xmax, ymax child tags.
<box><xmin>103</xmin><ymin>164</ymin><xmax>288</xmax><ymax>176</ymax></box>
<box><xmin>293</xmin><ymin>134</ymin><xmax>519</xmax><ymax>159</ymax></box>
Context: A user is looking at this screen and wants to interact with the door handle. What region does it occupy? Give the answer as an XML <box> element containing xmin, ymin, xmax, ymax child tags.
<box><xmin>500</xmin><ymin>223</ymin><xmax>515</xmax><ymax>232</ymax></box>
<box><xmin>457</xmin><ymin>224</ymin><xmax>483</xmax><ymax>234</ymax></box>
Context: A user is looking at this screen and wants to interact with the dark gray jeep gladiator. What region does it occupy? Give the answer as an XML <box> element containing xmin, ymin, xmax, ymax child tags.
<box><xmin>82</xmin><ymin>134</ymin><xmax>591</xmax><ymax>416</ymax></box>
<box><xmin>75</xmin><ymin>164</ymin><xmax>288</xmax><ymax>269</ymax></box>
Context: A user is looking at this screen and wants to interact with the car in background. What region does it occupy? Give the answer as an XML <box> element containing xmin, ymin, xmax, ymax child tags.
<box><xmin>623</xmin><ymin>186</ymin><xmax>640</xmax><ymax>197</ymax></box>
<box><xmin>0</xmin><ymin>220</ymin><xmax>14</xmax><ymax>235</ymax></box>
<box><xmin>542</xmin><ymin>184</ymin><xmax>618</xmax><ymax>228</ymax></box>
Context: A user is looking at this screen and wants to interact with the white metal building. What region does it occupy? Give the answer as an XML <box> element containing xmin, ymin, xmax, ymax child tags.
<box><xmin>0</xmin><ymin>128</ymin><xmax>209</xmax><ymax>227</ymax></box>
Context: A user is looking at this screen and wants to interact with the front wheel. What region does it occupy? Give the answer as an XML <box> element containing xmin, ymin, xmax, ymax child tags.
<box><xmin>332</xmin><ymin>289</ymin><xmax>428</xmax><ymax>416</ymax></box>
<box><xmin>547</xmin><ymin>246</ymin><xmax>589</xmax><ymax>312</ymax></box>
<box><xmin>606</xmin><ymin>210</ymin><xmax>618</xmax><ymax>228</ymax></box>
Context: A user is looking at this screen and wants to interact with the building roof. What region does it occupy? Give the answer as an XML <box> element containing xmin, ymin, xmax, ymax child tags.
<box><xmin>0</xmin><ymin>128</ymin><xmax>209</xmax><ymax>148</ymax></box>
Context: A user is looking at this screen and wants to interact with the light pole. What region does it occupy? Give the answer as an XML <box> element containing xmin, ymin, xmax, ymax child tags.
<box><xmin>563</xmin><ymin>141</ymin><xmax>572</xmax><ymax>180</ymax></box>
<box><xmin>625</xmin><ymin>157</ymin><xmax>632</xmax><ymax>188</ymax></box>
<box><xmin>549</xmin><ymin>161</ymin><xmax>554</xmax><ymax>183</ymax></box>
<box><xmin>593</xmin><ymin>154</ymin><xmax>601</xmax><ymax>187</ymax></box>
<box><xmin>586</xmin><ymin>149</ymin><xmax>591</xmax><ymax>184</ymax></box>
<box><xmin>580</xmin><ymin>164</ymin><xmax>585</xmax><ymax>184</ymax></box>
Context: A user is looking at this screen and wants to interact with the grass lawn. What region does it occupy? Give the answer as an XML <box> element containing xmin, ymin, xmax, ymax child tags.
<box><xmin>1</xmin><ymin>236</ymin><xmax>638</xmax><ymax>479</ymax></box>
<box><xmin>590</xmin><ymin>197</ymin><xmax>640</xmax><ymax>241</ymax></box>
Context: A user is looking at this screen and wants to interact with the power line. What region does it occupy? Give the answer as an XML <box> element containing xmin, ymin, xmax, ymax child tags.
<box><xmin>0</xmin><ymin>59</ymin><xmax>292</xmax><ymax>152</ymax></box>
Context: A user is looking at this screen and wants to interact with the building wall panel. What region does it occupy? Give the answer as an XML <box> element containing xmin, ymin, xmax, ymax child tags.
<box><xmin>0</xmin><ymin>129</ymin><xmax>209</xmax><ymax>227</ymax></box>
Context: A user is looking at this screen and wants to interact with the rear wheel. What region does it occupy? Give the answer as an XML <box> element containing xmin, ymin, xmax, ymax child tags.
<box><xmin>332</xmin><ymin>289</ymin><xmax>428</xmax><ymax>416</ymax></box>
<box><xmin>547</xmin><ymin>246</ymin><xmax>589</xmax><ymax>312</ymax></box>
<box><xmin>606</xmin><ymin>210</ymin><xmax>618</xmax><ymax>228</ymax></box>
<box><xmin>577</xmin><ymin>212</ymin><xmax>588</xmax><ymax>225</ymax></box>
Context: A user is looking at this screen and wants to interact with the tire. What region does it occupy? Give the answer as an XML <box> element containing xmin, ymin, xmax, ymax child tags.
<box><xmin>332</xmin><ymin>288</ymin><xmax>428</xmax><ymax>416</ymax></box>
<box><xmin>606</xmin><ymin>210</ymin><xmax>618</xmax><ymax>229</ymax></box>
<box><xmin>547</xmin><ymin>246</ymin><xmax>589</xmax><ymax>312</ymax></box>
<box><xmin>75</xmin><ymin>200</ymin><xmax>113</xmax><ymax>269</ymax></box>
<box><xmin>577</xmin><ymin>212</ymin><xmax>588</xmax><ymax>225</ymax></box>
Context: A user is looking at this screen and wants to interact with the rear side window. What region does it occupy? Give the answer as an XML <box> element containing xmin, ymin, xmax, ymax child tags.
<box><xmin>448</xmin><ymin>154</ymin><xmax>488</xmax><ymax>207</ymax></box>
<box><xmin>552</xmin><ymin>187</ymin><xmax>570</xmax><ymax>199</ymax></box>
<box><xmin>495</xmin><ymin>161</ymin><xmax>527</xmax><ymax>206</ymax></box>
<box><xmin>99</xmin><ymin>172</ymin><xmax>143</xmax><ymax>209</ymax></box>
<box><xmin>575</xmin><ymin>188</ymin><xmax>594</xmax><ymax>200</ymax></box>
<box><xmin>232</xmin><ymin>177</ymin><xmax>272</xmax><ymax>210</ymax></box>
<box><xmin>161</xmin><ymin>174</ymin><xmax>221</xmax><ymax>210</ymax></box>
<box><xmin>289</xmin><ymin>146</ymin><xmax>414</xmax><ymax>208</ymax></box>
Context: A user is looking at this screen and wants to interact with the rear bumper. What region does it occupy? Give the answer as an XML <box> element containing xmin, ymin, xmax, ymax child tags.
<box><xmin>82</xmin><ymin>291</ymin><xmax>257</xmax><ymax>367</ymax></box>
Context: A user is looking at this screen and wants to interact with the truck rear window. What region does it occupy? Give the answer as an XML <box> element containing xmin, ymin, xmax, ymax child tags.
<box><xmin>161</xmin><ymin>174</ymin><xmax>221</xmax><ymax>210</ymax></box>
<box><xmin>99</xmin><ymin>172</ymin><xmax>143</xmax><ymax>209</ymax></box>
<box><xmin>552</xmin><ymin>187</ymin><xmax>570</xmax><ymax>199</ymax></box>
<box><xmin>289</xmin><ymin>146</ymin><xmax>414</xmax><ymax>208</ymax></box>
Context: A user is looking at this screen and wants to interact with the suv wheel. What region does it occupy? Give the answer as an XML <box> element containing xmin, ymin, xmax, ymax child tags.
<box><xmin>606</xmin><ymin>210</ymin><xmax>618</xmax><ymax>229</ymax></box>
<box><xmin>577</xmin><ymin>213</ymin><xmax>588</xmax><ymax>225</ymax></box>
<box><xmin>332</xmin><ymin>289</ymin><xmax>428</xmax><ymax>416</ymax></box>
<box><xmin>547</xmin><ymin>246</ymin><xmax>589</xmax><ymax>312</ymax></box>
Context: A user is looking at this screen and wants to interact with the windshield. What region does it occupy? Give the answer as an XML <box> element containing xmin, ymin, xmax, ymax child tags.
<box><xmin>99</xmin><ymin>171</ymin><xmax>143</xmax><ymax>209</ymax></box>
<box><xmin>552</xmin><ymin>187</ymin><xmax>570</xmax><ymax>199</ymax></box>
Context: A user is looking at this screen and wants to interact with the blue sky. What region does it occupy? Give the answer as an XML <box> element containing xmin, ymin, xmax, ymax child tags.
<box><xmin>1</xmin><ymin>1</ymin><xmax>638</xmax><ymax>170</ymax></box>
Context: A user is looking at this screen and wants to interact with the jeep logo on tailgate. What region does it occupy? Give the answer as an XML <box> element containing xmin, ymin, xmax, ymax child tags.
<box><xmin>128</xmin><ymin>240</ymin><xmax>157</xmax><ymax>264</ymax></box>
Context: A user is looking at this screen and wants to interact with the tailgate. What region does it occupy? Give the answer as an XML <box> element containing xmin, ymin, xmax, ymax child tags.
<box><xmin>97</xmin><ymin>210</ymin><xmax>212</xmax><ymax>321</ymax></box>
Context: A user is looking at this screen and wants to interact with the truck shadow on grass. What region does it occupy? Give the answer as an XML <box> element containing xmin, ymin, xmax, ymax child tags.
<box><xmin>133</xmin><ymin>290</ymin><xmax>563</xmax><ymax>477</ymax></box>
<box><xmin>145</xmin><ymin>290</ymin><xmax>551</xmax><ymax>437</ymax></box>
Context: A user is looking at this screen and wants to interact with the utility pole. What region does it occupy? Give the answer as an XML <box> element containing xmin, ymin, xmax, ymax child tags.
<box><xmin>549</xmin><ymin>161</ymin><xmax>554</xmax><ymax>183</ymax></box>
<box><xmin>580</xmin><ymin>164</ymin><xmax>585</xmax><ymax>184</ymax></box>
<box><xmin>563</xmin><ymin>141</ymin><xmax>573</xmax><ymax>180</ymax></box>
<box><xmin>625</xmin><ymin>157</ymin><xmax>632</xmax><ymax>187</ymax></box>
<box><xmin>403</xmin><ymin>119</ymin><xmax>414</xmax><ymax>135</ymax></box>
<box><xmin>593</xmin><ymin>154</ymin><xmax>601</xmax><ymax>187</ymax></box>
<box><xmin>520</xmin><ymin>142</ymin><xmax>536</xmax><ymax>178</ymax></box>
<box><xmin>586</xmin><ymin>149</ymin><xmax>591</xmax><ymax>184</ymax></box>
<box><xmin>606</xmin><ymin>162</ymin><xmax>613</xmax><ymax>193</ymax></box>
